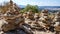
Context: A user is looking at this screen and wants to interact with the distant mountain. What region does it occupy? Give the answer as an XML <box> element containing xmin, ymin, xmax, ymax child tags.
<box><xmin>38</xmin><ymin>6</ymin><xmax>60</xmax><ymax>10</ymax></box>
<box><xmin>19</xmin><ymin>5</ymin><xmax>60</xmax><ymax>10</ymax></box>
<box><xmin>19</xmin><ymin>5</ymin><xmax>26</xmax><ymax>8</ymax></box>
<box><xmin>39</xmin><ymin>6</ymin><xmax>60</xmax><ymax>8</ymax></box>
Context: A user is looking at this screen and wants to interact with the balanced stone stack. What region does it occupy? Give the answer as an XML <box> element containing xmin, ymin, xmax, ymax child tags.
<box><xmin>1</xmin><ymin>14</ymin><xmax>24</xmax><ymax>32</ymax></box>
<box><xmin>38</xmin><ymin>10</ymin><xmax>52</xmax><ymax>30</ymax></box>
<box><xmin>53</xmin><ymin>12</ymin><xmax>60</xmax><ymax>33</ymax></box>
<box><xmin>0</xmin><ymin>0</ymin><xmax>22</xmax><ymax>33</ymax></box>
<box><xmin>27</xmin><ymin>10</ymin><xmax>34</xmax><ymax>20</ymax></box>
<box><xmin>53</xmin><ymin>12</ymin><xmax>60</xmax><ymax>26</ymax></box>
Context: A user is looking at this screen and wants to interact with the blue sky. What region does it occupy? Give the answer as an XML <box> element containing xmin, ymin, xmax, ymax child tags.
<box><xmin>0</xmin><ymin>0</ymin><xmax>60</xmax><ymax>6</ymax></box>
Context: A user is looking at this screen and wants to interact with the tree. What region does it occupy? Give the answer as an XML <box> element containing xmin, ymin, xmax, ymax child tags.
<box><xmin>20</xmin><ymin>4</ymin><xmax>39</xmax><ymax>13</ymax></box>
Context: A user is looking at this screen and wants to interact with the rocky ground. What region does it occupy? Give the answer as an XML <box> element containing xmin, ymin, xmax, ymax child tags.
<box><xmin>33</xmin><ymin>31</ymin><xmax>55</xmax><ymax>34</ymax></box>
<box><xmin>0</xmin><ymin>30</ymin><xmax>56</xmax><ymax>34</ymax></box>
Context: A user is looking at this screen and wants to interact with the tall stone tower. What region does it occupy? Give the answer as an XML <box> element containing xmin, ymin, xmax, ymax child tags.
<box><xmin>10</xmin><ymin>0</ymin><xmax>13</xmax><ymax>6</ymax></box>
<box><xmin>9</xmin><ymin>0</ymin><xmax>14</xmax><ymax>12</ymax></box>
<box><xmin>53</xmin><ymin>12</ymin><xmax>60</xmax><ymax>26</ymax></box>
<box><xmin>5</xmin><ymin>0</ymin><xmax>20</xmax><ymax>15</ymax></box>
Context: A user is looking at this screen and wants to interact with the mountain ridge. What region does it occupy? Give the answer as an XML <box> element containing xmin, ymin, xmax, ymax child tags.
<box><xmin>19</xmin><ymin>5</ymin><xmax>60</xmax><ymax>8</ymax></box>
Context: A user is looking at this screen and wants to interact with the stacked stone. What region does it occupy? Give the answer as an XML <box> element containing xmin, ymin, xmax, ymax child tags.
<box><xmin>53</xmin><ymin>12</ymin><xmax>60</xmax><ymax>33</ymax></box>
<box><xmin>39</xmin><ymin>10</ymin><xmax>51</xmax><ymax>26</ymax></box>
<box><xmin>24</xmin><ymin>10</ymin><xmax>34</xmax><ymax>25</ymax></box>
<box><xmin>4</xmin><ymin>0</ymin><xmax>19</xmax><ymax>16</ymax></box>
<box><xmin>53</xmin><ymin>12</ymin><xmax>60</xmax><ymax>26</ymax></box>
<box><xmin>27</xmin><ymin>10</ymin><xmax>34</xmax><ymax>20</ymax></box>
<box><xmin>0</xmin><ymin>0</ymin><xmax>23</xmax><ymax>32</ymax></box>
<box><xmin>37</xmin><ymin>10</ymin><xmax>54</xmax><ymax>32</ymax></box>
<box><xmin>0</xmin><ymin>0</ymin><xmax>33</xmax><ymax>34</ymax></box>
<box><xmin>34</xmin><ymin>13</ymin><xmax>40</xmax><ymax>21</ymax></box>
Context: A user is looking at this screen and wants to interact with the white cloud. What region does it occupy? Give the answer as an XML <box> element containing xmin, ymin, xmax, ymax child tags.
<box><xmin>0</xmin><ymin>0</ymin><xmax>60</xmax><ymax>6</ymax></box>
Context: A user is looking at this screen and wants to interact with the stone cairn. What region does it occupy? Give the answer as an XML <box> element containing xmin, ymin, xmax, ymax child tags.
<box><xmin>0</xmin><ymin>0</ymin><xmax>33</xmax><ymax>34</ymax></box>
<box><xmin>53</xmin><ymin>12</ymin><xmax>60</xmax><ymax>34</ymax></box>
<box><xmin>38</xmin><ymin>10</ymin><xmax>53</xmax><ymax>32</ymax></box>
